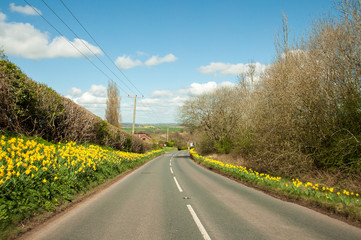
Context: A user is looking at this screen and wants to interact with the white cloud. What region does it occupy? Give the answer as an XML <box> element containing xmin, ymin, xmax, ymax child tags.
<box><xmin>10</xmin><ymin>3</ymin><xmax>41</xmax><ymax>16</ymax></box>
<box><xmin>179</xmin><ymin>81</ymin><xmax>236</xmax><ymax>96</ymax></box>
<box><xmin>114</xmin><ymin>53</ymin><xmax>178</xmax><ymax>70</ymax></box>
<box><xmin>0</xmin><ymin>12</ymin><xmax>102</xmax><ymax>59</ymax></box>
<box><xmin>0</xmin><ymin>12</ymin><xmax>6</xmax><ymax>22</ymax></box>
<box><xmin>66</xmin><ymin>85</ymin><xmax>106</xmax><ymax>106</ymax></box>
<box><xmin>187</xmin><ymin>82</ymin><xmax>217</xmax><ymax>96</ymax></box>
<box><xmin>140</xmin><ymin>98</ymin><xmax>162</xmax><ymax>105</ymax></box>
<box><xmin>67</xmin><ymin>87</ymin><xmax>82</xmax><ymax>97</ymax></box>
<box><xmin>76</xmin><ymin>92</ymin><xmax>105</xmax><ymax>105</ymax></box>
<box><xmin>151</xmin><ymin>90</ymin><xmax>173</xmax><ymax>98</ymax></box>
<box><xmin>47</xmin><ymin>37</ymin><xmax>102</xmax><ymax>59</ymax></box>
<box><xmin>132</xmin><ymin>81</ymin><xmax>236</xmax><ymax>121</ymax></box>
<box><xmin>65</xmin><ymin>81</ymin><xmax>235</xmax><ymax>123</ymax></box>
<box><xmin>88</xmin><ymin>84</ymin><xmax>107</xmax><ymax>97</ymax></box>
<box><xmin>133</xmin><ymin>95</ymin><xmax>188</xmax><ymax>118</ymax></box>
<box><xmin>198</xmin><ymin>62</ymin><xmax>267</xmax><ymax>76</ymax></box>
<box><xmin>115</xmin><ymin>55</ymin><xmax>143</xmax><ymax>70</ymax></box>
<box><xmin>167</xmin><ymin>96</ymin><xmax>189</xmax><ymax>107</ymax></box>
<box><xmin>145</xmin><ymin>54</ymin><xmax>178</xmax><ymax>67</ymax></box>
<box><xmin>143</xmin><ymin>81</ymin><xmax>236</xmax><ymax>111</ymax></box>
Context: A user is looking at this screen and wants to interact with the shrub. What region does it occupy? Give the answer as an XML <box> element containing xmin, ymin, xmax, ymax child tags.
<box><xmin>0</xmin><ymin>55</ymin><xmax>144</xmax><ymax>153</ymax></box>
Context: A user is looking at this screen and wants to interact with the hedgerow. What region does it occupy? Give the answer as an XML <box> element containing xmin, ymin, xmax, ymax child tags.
<box><xmin>0</xmin><ymin>53</ymin><xmax>144</xmax><ymax>153</ymax></box>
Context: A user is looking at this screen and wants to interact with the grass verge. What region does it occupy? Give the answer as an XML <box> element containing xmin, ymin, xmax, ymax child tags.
<box><xmin>190</xmin><ymin>149</ymin><xmax>361</xmax><ymax>228</ymax></box>
<box><xmin>0</xmin><ymin>134</ymin><xmax>170</xmax><ymax>239</ymax></box>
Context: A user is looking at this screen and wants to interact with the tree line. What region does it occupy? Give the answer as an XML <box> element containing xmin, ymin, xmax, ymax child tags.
<box><xmin>179</xmin><ymin>0</ymin><xmax>361</xmax><ymax>178</ymax></box>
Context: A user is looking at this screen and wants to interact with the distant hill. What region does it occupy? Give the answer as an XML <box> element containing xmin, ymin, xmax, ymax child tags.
<box><xmin>122</xmin><ymin>124</ymin><xmax>185</xmax><ymax>134</ymax></box>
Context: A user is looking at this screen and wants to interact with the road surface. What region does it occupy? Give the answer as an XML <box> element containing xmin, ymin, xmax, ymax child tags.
<box><xmin>21</xmin><ymin>151</ymin><xmax>361</xmax><ymax>240</ymax></box>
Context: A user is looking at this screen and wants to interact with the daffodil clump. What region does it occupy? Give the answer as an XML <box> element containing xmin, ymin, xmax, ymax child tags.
<box><xmin>190</xmin><ymin>149</ymin><xmax>361</xmax><ymax>208</ymax></box>
<box><xmin>0</xmin><ymin>135</ymin><xmax>164</xmax><ymax>231</ymax></box>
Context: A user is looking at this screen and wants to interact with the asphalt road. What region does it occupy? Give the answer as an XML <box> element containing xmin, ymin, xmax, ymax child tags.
<box><xmin>21</xmin><ymin>151</ymin><xmax>361</xmax><ymax>240</ymax></box>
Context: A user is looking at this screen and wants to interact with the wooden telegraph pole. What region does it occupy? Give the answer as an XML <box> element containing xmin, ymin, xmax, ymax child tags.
<box><xmin>128</xmin><ymin>95</ymin><xmax>143</xmax><ymax>135</ymax></box>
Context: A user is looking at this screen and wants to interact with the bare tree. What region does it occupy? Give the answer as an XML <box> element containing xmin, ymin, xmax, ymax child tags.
<box><xmin>275</xmin><ymin>11</ymin><xmax>290</xmax><ymax>58</ymax></box>
<box><xmin>179</xmin><ymin>0</ymin><xmax>361</xmax><ymax>178</ymax></box>
<box><xmin>105</xmin><ymin>81</ymin><xmax>122</xmax><ymax>128</ymax></box>
<box><xmin>179</xmin><ymin>87</ymin><xmax>244</xmax><ymax>154</ymax></box>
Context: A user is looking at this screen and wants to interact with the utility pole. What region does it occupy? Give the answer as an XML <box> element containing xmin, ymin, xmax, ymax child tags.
<box><xmin>128</xmin><ymin>95</ymin><xmax>143</xmax><ymax>135</ymax></box>
<box><xmin>166</xmin><ymin>128</ymin><xmax>169</xmax><ymax>142</ymax></box>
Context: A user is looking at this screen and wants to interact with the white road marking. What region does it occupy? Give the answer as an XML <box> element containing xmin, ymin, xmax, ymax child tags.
<box><xmin>173</xmin><ymin>176</ymin><xmax>183</xmax><ymax>192</ymax></box>
<box><xmin>170</xmin><ymin>167</ymin><xmax>174</xmax><ymax>174</ymax></box>
<box><xmin>187</xmin><ymin>205</ymin><xmax>212</xmax><ymax>240</ymax></box>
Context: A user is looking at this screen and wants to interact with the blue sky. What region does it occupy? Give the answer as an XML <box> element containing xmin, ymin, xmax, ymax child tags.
<box><xmin>0</xmin><ymin>0</ymin><xmax>333</xmax><ymax>123</ymax></box>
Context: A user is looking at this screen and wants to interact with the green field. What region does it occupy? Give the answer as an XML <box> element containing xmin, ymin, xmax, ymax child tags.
<box><xmin>122</xmin><ymin>124</ymin><xmax>184</xmax><ymax>134</ymax></box>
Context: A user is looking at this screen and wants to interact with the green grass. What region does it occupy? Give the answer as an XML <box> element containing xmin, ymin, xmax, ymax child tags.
<box><xmin>122</xmin><ymin>124</ymin><xmax>185</xmax><ymax>134</ymax></box>
<box><xmin>190</xmin><ymin>149</ymin><xmax>361</xmax><ymax>225</ymax></box>
<box><xmin>0</xmin><ymin>134</ymin><xmax>168</xmax><ymax>239</ymax></box>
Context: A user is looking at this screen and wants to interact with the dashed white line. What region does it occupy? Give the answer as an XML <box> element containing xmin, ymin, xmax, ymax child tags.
<box><xmin>187</xmin><ymin>205</ymin><xmax>212</xmax><ymax>240</ymax></box>
<box><xmin>173</xmin><ymin>176</ymin><xmax>183</xmax><ymax>192</ymax></box>
<box><xmin>169</xmin><ymin>154</ymin><xmax>210</xmax><ymax>239</ymax></box>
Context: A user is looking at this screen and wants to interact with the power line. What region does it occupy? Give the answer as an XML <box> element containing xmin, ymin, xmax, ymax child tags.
<box><xmin>40</xmin><ymin>0</ymin><xmax>135</xmax><ymax>95</ymax></box>
<box><xmin>24</xmin><ymin>0</ymin><xmax>167</xmax><ymax>123</ymax></box>
<box><xmin>128</xmin><ymin>95</ymin><xmax>144</xmax><ymax>134</ymax></box>
<box><xmin>23</xmin><ymin>0</ymin><xmax>128</xmax><ymax>94</ymax></box>
<box><xmin>58</xmin><ymin>0</ymin><xmax>166</xmax><ymax>123</ymax></box>
<box><xmin>121</xmin><ymin>95</ymin><xmax>161</xmax><ymax>124</ymax></box>
<box><xmin>59</xmin><ymin>0</ymin><xmax>144</xmax><ymax>97</ymax></box>
<box><xmin>48</xmin><ymin>0</ymin><xmax>163</xmax><ymax>123</ymax></box>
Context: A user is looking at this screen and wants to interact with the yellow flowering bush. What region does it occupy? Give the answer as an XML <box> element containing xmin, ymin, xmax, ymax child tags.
<box><xmin>0</xmin><ymin>135</ymin><xmax>164</xmax><ymax>231</ymax></box>
<box><xmin>190</xmin><ymin>149</ymin><xmax>360</xmax><ymax>207</ymax></box>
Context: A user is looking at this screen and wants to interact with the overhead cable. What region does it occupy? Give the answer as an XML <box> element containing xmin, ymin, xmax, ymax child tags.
<box><xmin>23</xmin><ymin>0</ymin><xmax>127</xmax><ymax>94</ymax></box>
<box><xmin>59</xmin><ymin>0</ymin><xmax>143</xmax><ymax>96</ymax></box>
<box><xmin>40</xmin><ymin>0</ymin><xmax>134</xmax><ymax>95</ymax></box>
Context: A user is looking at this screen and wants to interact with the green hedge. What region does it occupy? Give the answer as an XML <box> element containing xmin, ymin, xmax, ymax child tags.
<box><xmin>0</xmin><ymin>55</ymin><xmax>144</xmax><ymax>153</ymax></box>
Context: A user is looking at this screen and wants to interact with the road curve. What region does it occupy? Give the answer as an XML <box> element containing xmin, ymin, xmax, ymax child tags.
<box><xmin>21</xmin><ymin>151</ymin><xmax>361</xmax><ymax>240</ymax></box>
